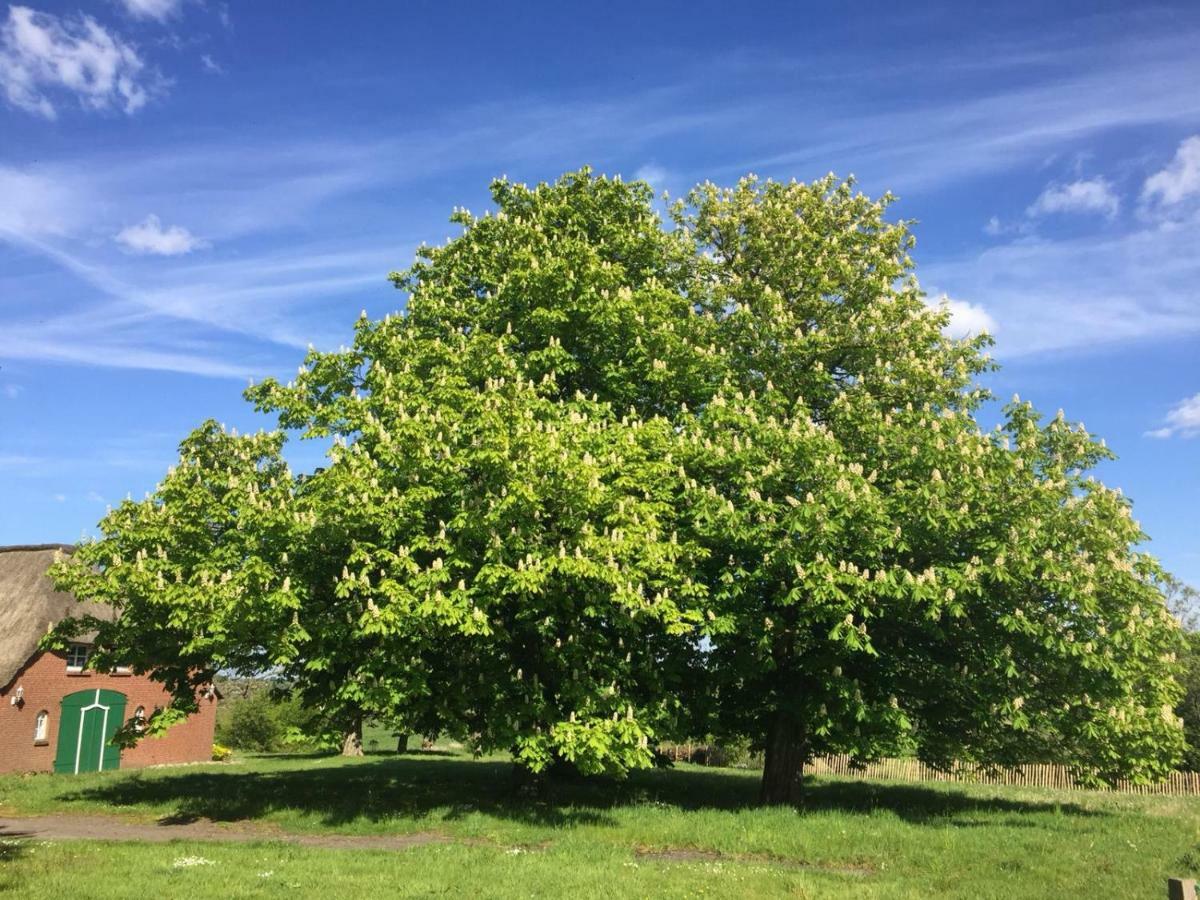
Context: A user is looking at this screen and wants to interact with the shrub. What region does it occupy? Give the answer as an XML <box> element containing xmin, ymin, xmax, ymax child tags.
<box><xmin>219</xmin><ymin>690</ymin><xmax>284</xmax><ymax>751</ymax></box>
<box><xmin>211</xmin><ymin>743</ymin><xmax>233</xmax><ymax>761</ymax></box>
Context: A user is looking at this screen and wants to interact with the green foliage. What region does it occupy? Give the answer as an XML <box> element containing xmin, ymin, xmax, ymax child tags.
<box><xmin>49</xmin><ymin>168</ymin><xmax>1185</xmax><ymax>792</ymax></box>
<box><xmin>215</xmin><ymin>680</ymin><xmax>327</xmax><ymax>752</ymax></box>
<box><xmin>1178</xmin><ymin>632</ymin><xmax>1200</xmax><ymax>771</ymax></box>
<box><xmin>219</xmin><ymin>692</ymin><xmax>283</xmax><ymax>752</ymax></box>
<box><xmin>1168</xmin><ymin>577</ymin><xmax>1200</xmax><ymax>770</ymax></box>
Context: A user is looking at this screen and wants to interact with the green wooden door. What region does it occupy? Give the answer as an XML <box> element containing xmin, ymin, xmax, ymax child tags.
<box><xmin>54</xmin><ymin>689</ymin><xmax>127</xmax><ymax>774</ymax></box>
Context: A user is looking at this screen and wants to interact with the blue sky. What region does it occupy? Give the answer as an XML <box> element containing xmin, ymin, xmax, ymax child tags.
<box><xmin>1</xmin><ymin>0</ymin><xmax>1197</xmax><ymax>584</ymax></box>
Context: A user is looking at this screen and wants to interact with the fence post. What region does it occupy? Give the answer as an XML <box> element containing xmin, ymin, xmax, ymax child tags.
<box><xmin>1168</xmin><ymin>877</ymin><xmax>1197</xmax><ymax>900</ymax></box>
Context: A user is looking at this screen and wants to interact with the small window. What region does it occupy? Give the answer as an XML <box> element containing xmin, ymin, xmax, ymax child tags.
<box><xmin>65</xmin><ymin>645</ymin><xmax>90</xmax><ymax>670</ymax></box>
<box><xmin>134</xmin><ymin>706</ymin><xmax>146</xmax><ymax>732</ymax></box>
<box><xmin>34</xmin><ymin>710</ymin><xmax>49</xmax><ymax>742</ymax></box>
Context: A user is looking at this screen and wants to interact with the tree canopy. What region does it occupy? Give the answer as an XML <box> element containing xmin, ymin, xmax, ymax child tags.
<box><xmin>51</xmin><ymin>168</ymin><xmax>1185</xmax><ymax>802</ymax></box>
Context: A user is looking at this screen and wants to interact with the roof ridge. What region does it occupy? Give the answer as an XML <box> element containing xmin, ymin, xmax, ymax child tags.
<box><xmin>0</xmin><ymin>544</ymin><xmax>75</xmax><ymax>554</ymax></box>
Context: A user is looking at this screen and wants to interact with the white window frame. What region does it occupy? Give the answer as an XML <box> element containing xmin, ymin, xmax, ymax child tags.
<box><xmin>65</xmin><ymin>644</ymin><xmax>90</xmax><ymax>671</ymax></box>
<box><xmin>34</xmin><ymin>710</ymin><xmax>49</xmax><ymax>742</ymax></box>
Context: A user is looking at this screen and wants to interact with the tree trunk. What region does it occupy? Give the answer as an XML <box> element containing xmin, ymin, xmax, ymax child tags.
<box><xmin>395</xmin><ymin>733</ymin><xmax>410</xmax><ymax>754</ymax></box>
<box><xmin>340</xmin><ymin>713</ymin><xmax>364</xmax><ymax>757</ymax></box>
<box><xmin>758</xmin><ymin>710</ymin><xmax>807</xmax><ymax>806</ymax></box>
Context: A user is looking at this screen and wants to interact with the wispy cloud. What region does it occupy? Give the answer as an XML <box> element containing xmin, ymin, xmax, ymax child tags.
<box><xmin>923</xmin><ymin>219</ymin><xmax>1200</xmax><ymax>357</ymax></box>
<box><xmin>635</xmin><ymin>163</ymin><xmax>668</xmax><ymax>190</ymax></box>
<box><xmin>0</xmin><ymin>5</ymin><xmax>161</xmax><ymax>118</ymax></box>
<box><xmin>118</xmin><ymin>0</ymin><xmax>183</xmax><ymax>23</ymax></box>
<box><xmin>717</xmin><ymin>35</ymin><xmax>1200</xmax><ymax>192</ymax></box>
<box><xmin>115</xmin><ymin>215</ymin><xmax>206</xmax><ymax>255</ymax></box>
<box><xmin>1027</xmin><ymin>177</ymin><xmax>1119</xmax><ymax>218</ymax></box>
<box><xmin>1142</xmin><ymin>134</ymin><xmax>1200</xmax><ymax>210</ymax></box>
<box><xmin>0</xmin><ymin>165</ymin><xmax>91</xmax><ymax>235</ymax></box>
<box><xmin>199</xmin><ymin>53</ymin><xmax>222</xmax><ymax>74</ymax></box>
<box><xmin>5</xmin><ymin>26</ymin><xmax>1200</xmax><ymax>378</ymax></box>
<box><xmin>1146</xmin><ymin>393</ymin><xmax>1200</xmax><ymax>439</ymax></box>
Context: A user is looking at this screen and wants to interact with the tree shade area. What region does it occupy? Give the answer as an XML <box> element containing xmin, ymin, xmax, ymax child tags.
<box><xmin>49</xmin><ymin>169</ymin><xmax>1185</xmax><ymax>805</ymax></box>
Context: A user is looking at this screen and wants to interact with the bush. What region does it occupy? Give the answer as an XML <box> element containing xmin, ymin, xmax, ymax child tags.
<box><xmin>219</xmin><ymin>690</ymin><xmax>284</xmax><ymax>751</ymax></box>
<box><xmin>211</xmin><ymin>743</ymin><xmax>233</xmax><ymax>761</ymax></box>
<box><xmin>215</xmin><ymin>679</ymin><xmax>327</xmax><ymax>752</ymax></box>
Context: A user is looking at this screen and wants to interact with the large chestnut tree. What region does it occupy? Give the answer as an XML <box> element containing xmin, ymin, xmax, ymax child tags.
<box><xmin>53</xmin><ymin>170</ymin><xmax>1184</xmax><ymax>802</ymax></box>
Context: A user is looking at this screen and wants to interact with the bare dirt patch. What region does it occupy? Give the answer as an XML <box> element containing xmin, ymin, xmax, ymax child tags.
<box><xmin>0</xmin><ymin>815</ymin><xmax>452</xmax><ymax>851</ymax></box>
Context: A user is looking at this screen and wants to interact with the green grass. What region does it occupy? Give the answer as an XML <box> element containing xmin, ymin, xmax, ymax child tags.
<box><xmin>3</xmin><ymin>747</ymin><xmax>1200</xmax><ymax>898</ymax></box>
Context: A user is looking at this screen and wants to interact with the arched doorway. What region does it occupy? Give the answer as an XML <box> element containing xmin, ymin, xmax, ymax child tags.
<box><xmin>53</xmin><ymin>689</ymin><xmax>126</xmax><ymax>774</ymax></box>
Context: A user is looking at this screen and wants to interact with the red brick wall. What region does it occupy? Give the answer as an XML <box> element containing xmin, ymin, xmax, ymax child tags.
<box><xmin>0</xmin><ymin>650</ymin><xmax>217</xmax><ymax>774</ymax></box>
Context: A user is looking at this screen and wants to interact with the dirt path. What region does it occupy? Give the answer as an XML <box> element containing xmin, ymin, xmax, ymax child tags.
<box><xmin>0</xmin><ymin>815</ymin><xmax>452</xmax><ymax>850</ymax></box>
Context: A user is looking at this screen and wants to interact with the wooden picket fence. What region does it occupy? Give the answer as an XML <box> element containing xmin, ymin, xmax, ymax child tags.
<box><xmin>662</xmin><ymin>744</ymin><xmax>1200</xmax><ymax>796</ymax></box>
<box><xmin>807</xmin><ymin>754</ymin><xmax>1200</xmax><ymax>796</ymax></box>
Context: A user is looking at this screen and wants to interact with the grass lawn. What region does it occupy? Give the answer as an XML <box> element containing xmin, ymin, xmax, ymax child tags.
<box><xmin>2</xmin><ymin>747</ymin><xmax>1199</xmax><ymax>898</ymax></box>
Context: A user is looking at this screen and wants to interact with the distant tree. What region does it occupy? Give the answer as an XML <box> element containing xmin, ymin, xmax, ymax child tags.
<box><xmin>1161</xmin><ymin>575</ymin><xmax>1200</xmax><ymax>770</ymax></box>
<box><xmin>1163</xmin><ymin>574</ymin><xmax>1200</xmax><ymax>632</ymax></box>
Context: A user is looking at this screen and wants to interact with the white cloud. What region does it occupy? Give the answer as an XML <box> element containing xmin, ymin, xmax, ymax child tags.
<box><xmin>635</xmin><ymin>163</ymin><xmax>668</xmax><ymax>190</ymax></box>
<box><xmin>115</xmin><ymin>215</ymin><xmax>205</xmax><ymax>255</ymax></box>
<box><xmin>1142</xmin><ymin>135</ymin><xmax>1200</xmax><ymax>208</ymax></box>
<box><xmin>1146</xmin><ymin>393</ymin><xmax>1200</xmax><ymax>439</ymax></box>
<box><xmin>118</xmin><ymin>0</ymin><xmax>183</xmax><ymax>22</ymax></box>
<box><xmin>52</xmin><ymin>493</ymin><xmax>66</xmax><ymax>502</ymax></box>
<box><xmin>1027</xmin><ymin>177</ymin><xmax>1120</xmax><ymax>218</ymax></box>
<box><xmin>0</xmin><ymin>165</ymin><xmax>89</xmax><ymax>236</ymax></box>
<box><xmin>0</xmin><ymin>5</ymin><xmax>159</xmax><ymax>118</ymax></box>
<box><xmin>983</xmin><ymin>215</ymin><xmax>1033</xmax><ymax>238</ymax></box>
<box><xmin>2</xmin><ymin>384</ymin><xmax>21</xmax><ymax>399</ymax></box>
<box><xmin>927</xmin><ymin>294</ymin><xmax>997</xmax><ymax>340</ymax></box>
<box><xmin>924</xmin><ymin>222</ymin><xmax>1200</xmax><ymax>357</ymax></box>
<box><xmin>200</xmin><ymin>53</ymin><xmax>221</xmax><ymax>74</ymax></box>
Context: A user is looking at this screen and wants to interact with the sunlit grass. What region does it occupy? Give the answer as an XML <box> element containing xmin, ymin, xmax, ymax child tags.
<box><xmin>2</xmin><ymin>747</ymin><xmax>1199</xmax><ymax>898</ymax></box>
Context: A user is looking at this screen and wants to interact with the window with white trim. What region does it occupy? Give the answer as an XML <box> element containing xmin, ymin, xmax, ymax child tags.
<box><xmin>65</xmin><ymin>644</ymin><xmax>90</xmax><ymax>670</ymax></box>
<box><xmin>34</xmin><ymin>710</ymin><xmax>49</xmax><ymax>742</ymax></box>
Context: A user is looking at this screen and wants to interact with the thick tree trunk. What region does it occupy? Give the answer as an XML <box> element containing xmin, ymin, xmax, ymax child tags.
<box><xmin>395</xmin><ymin>733</ymin><xmax>410</xmax><ymax>754</ymax></box>
<box><xmin>340</xmin><ymin>713</ymin><xmax>364</xmax><ymax>757</ymax></box>
<box><xmin>758</xmin><ymin>710</ymin><xmax>807</xmax><ymax>806</ymax></box>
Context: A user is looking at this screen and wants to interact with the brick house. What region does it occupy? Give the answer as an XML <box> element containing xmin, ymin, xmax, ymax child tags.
<box><xmin>0</xmin><ymin>544</ymin><xmax>217</xmax><ymax>774</ymax></box>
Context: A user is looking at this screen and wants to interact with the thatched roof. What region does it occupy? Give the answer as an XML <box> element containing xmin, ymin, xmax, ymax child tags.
<box><xmin>0</xmin><ymin>545</ymin><xmax>113</xmax><ymax>691</ymax></box>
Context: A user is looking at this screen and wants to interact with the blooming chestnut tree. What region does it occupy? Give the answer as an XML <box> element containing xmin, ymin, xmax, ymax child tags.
<box><xmin>353</xmin><ymin>170</ymin><xmax>1183</xmax><ymax>801</ymax></box>
<box><xmin>246</xmin><ymin>319</ymin><xmax>706</xmax><ymax>774</ymax></box>
<box><xmin>52</xmin><ymin>169</ymin><xmax>1184</xmax><ymax>799</ymax></box>
<box><xmin>49</xmin><ymin>424</ymin><xmax>306</xmax><ymax>740</ymax></box>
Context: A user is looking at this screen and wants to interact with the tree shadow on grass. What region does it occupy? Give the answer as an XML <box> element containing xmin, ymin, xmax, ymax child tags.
<box><xmin>58</xmin><ymin>754</ymin><xmax>1104</xmax><ymax>832</ymax></box>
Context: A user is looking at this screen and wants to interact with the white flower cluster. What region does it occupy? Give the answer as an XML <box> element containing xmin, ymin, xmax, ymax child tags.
<box><xmin>172</xmin><ymin>856</ymin><xmax>216</xmax><ymax>868</ymax></box>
